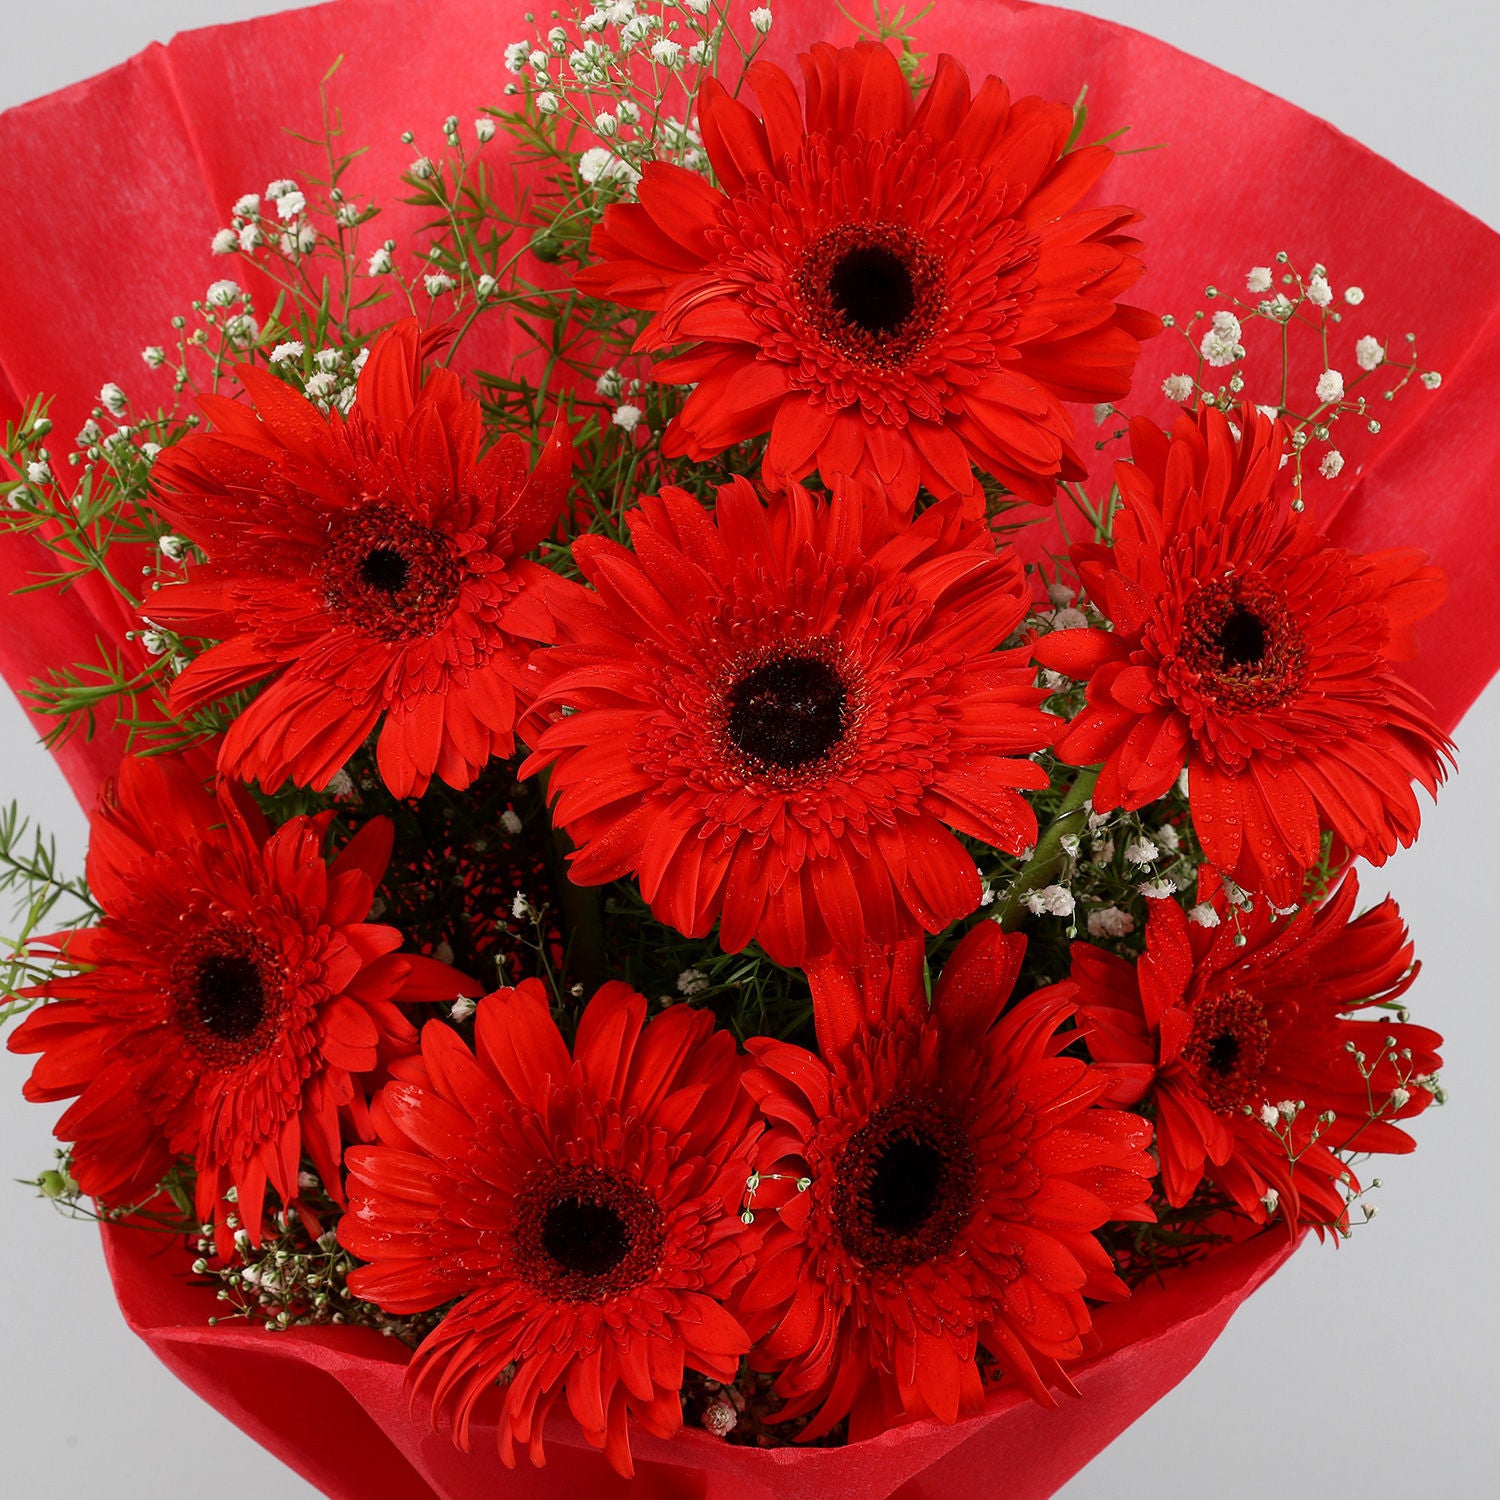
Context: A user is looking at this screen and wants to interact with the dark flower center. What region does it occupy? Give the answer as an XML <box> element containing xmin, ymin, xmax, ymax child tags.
<box><xmin>829</xmin><ymin>244</ymin><xmax>917</xmax><ymax>336</ymax></box>
<box><xmin>726</xmin><ymin>654</ymin><xmax>847</xmax><ymax>771</ymax></box>
<box><xmin>796</xmin><ymin>222</ymin><xmax>945</xmax><ymax>366</ymax></box>
<box><xmin>171</xmin><ymin>929</ymin><xmax>285</xmax><ymax>1067</ymax></box>
<box><xmin>1216</xmin><ymin>605</ymin><xmax>1267</xmax><ymax>668</ymax></box>
<box><xmin>193</xmin><ymin>952</ymin><xmax>267</xmax><ymax>1041</ymax></box>
<box><xmin>1184</xmin><ymin>987</ymin><xmax>1273</xmax><ymax>1113</ymax></box>
<box><xmin>541</xmin><ymin>1196</ymin><xmax>630</xmax><ymax>1278</ymax></box>
<box><xmin>514</xmin><ymin>1164</ymin><xmax>665</xmax><ymax>1300</ymax></box>
<box><xmin>320</xmin><ymin>502</ymin><xmax>462</xmax><ymax>641</ymax></box>
<box><xmin>1179</xmin><ymin>575</ymin><xmax>1308</xmax><ymax>712</ymax></box>
<box><xmin>359</xmin><ymin>546</ymin><xmax>411</xmax><ymax>595</ymax></box>
<box><xmin>835</xmin><ymin>1097</ymin><xmax>976</xmax><ymax>1270</ymax></box>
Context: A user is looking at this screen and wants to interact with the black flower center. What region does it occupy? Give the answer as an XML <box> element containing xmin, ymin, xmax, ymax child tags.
<box><xmin>320</xmin><ymin>502</ymin><xmax>463</xmax><ymax>641</ymax></box>
<box><xmin>359</xmin><ymin>546</ymin><xmax>411</xmax><ymax>595</ymax></box>
<box><xmin>867</xmin><ymin>1135</ymin><xmax>943</xmax><ymax>1235</ymax></box>
<box><xmin>514</xmin><ymin>1165</ymin><xmax>665</xmax><ymax>1301</ymax></box>
<box><xmin>193</xmin><ymin>952</ymin><xmax>267</xmax><ymax>1041</ymax></box>
<box><xmin>1185</xmin><ymin>987</ymin><xmax>1273</xmax><ymax>1113</ymax></box>
<box><xmin>541</xmin><ymin>1195</ymin><xmax>631</xmax><ymax>1278</ymax></box>
<box><xmin>830</xmin><ymin>244</ymin><xmax>916</xmax><ymax>337</ymax></box>
<box><xmin>1216</xmin><ymin>605</ymin><xmax>1267</xmax><ymax>668</ymax></box>
<box><xmin>795</xmin><ymin>222</ymin><xmax>946</xmax><ymax>367</ymax></box>
<box><xmin>835</xmin><ymin>1099</ymin><xmax>976</xmax><ymax>1270</ymax></box>
<box><xmin>726</xmin><ymin>654</ymin><xmax>847</xmax><ymax>771</ymax></box>
<box><xmin>171</xmin><ymin>929</ymin><xmax>285</xmax><ymax>1067</ymax></box>
<box><xmin>1179</xmin><ymin>575</ymin><xmax>1308</xmax><ymax>713</ymax></box>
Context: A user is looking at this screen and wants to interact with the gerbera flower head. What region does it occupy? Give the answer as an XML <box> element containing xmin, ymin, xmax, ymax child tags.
<box><xmin>576</xmin><ymin>41</ymin><xmax>1159</xmax><ymax>513</ymax></box>
<box><xmin>521</xmin><ymin>476</ymin><xmax>1057</xmax><ymax>967</ymax></box>
<box><xmin>739</xmin><ymin>923</ymin><xmax>1156</xmax><ymax>1439</ymax></box>
<box><xmin>150</xmin><ymin>318</ymin><xmax>573</xmax><ymax>797</ymax></box>
<box><xmin>1068</xmin><ymin>877</ymin><xmax>1442</xmax><ymax>1228</ymax></box>
<box><xmin>340</xmin><ymin>980</ymin><xmax>761</xmax><ymax>1476</ymax></box>
<box><xmin>1034</xmin><ymin>405</ymin><xmax>1453</xmax><ymax>905</ymax></box>
<box><xmin>7</xmin><ymin>754</ymin><xmax>476</xmax><ymax>1254</ymax></box>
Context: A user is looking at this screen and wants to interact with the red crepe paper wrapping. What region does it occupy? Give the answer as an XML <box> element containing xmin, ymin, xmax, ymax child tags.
<box><xmin>2</xmin><ymin>1</ymin><xmax>1495</xmax><ymax>1496</ymax></box>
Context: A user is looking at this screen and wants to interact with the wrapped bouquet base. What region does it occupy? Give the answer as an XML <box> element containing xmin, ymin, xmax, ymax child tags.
<box><xmin>105</xmin><ymin>1222</ymin><xmax>1296</xmax><ymax>1499</ymax></box>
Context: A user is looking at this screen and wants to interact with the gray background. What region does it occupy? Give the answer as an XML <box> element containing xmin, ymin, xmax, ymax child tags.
<box><xmin>0</xmin><ymin>2</ymin><xmax>1494</xmax><ymax>1495</ymax></box>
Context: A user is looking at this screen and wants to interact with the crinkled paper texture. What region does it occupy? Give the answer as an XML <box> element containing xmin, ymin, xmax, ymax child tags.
<box><xmin>3</xmin><ymin>1</ymin><xmax>1496</xmax><ymax>1496</ymax></box>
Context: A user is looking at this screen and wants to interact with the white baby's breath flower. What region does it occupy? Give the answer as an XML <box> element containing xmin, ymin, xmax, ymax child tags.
<box><xmin>676</xmin><ymin>968</ymin><xmax>709</xmax><ymax>996</ymax></box>
<box><xmin>265</xmin><ymin>178</ymin><xmax>298</xmax><ymax>200</ymax></box>
<box><xmin>1315</xmin><ymin>368</ymin><xmax>1345</xmax><ymax>403</ymax></box>
<box><xmin>536</xmin><ymin>92</ymin><xmax>560</xmax><ymax>115</ymax></box>
<box><xmin>1124</xmin><ymin>836</ymin><xmax>1159</xmax><ymax>866</ymax></box>
<box><xmin>274</xmin><ymin>189</ymin><xmax>306</xmax><ymax>219</ymax></box>
<box><xmin>1086</xmin><ymin>906</ymin><xmax>1135</xmax><ymax>939</ymax></box>
<box><xmin>1319</xmin><ymin>449</ymin><xmax>1345</xmax><ymax>479</ymax></box>
<box><xmin>304</xmin><ymin>371</ymin><xmax>337</xmax><ymax>403</ymax></box>
<box><xmin>618</xmin><ymin>100</ymin><xmax>640</xmax><ymax>125</ymax></box>
<box><xmin>1260</xmin><ymin>1188</ymin><xmax>1280</xmax><ymax>1215</ymax></box>
<box><xmin>475</xmin><ymin>273</ymin><xmax>498</xmax><ymax>300</ymax></box>
<box><xmin>1355</xmin><ymin>335</ymin><xmax>1385</xmax><ymax>371</ymax></box>
<box><xmin>211</xmin><ymin>227</ymin><xmax>238</xmax><ymax>255</ymax></box>
<box><xmin>451</xmin><ymin>996</ymin><xmax>478</xmax><ymax>1023</ymax></box>
<box><xmin>1390</xmin><ymin>1086</ymin><xmax>1411</xmax><ymax>1110</ymax></box>
<box><xmin>612</xmin><ymin>402</ymin><xmax>644</xmax><ymax>433</ymax></box>
<box><xmin>367</xmin><ymin>243</ymin><xmax>394</xmax><ymax>275</ymax></box>
<box><xmin>140</xmin><ymin>345</ymin><xmax>166</xmax><ymax>369</ymax></box>
<box><xmin>26</xmin><ymin>460</ymin><xmax>51</xmax><ymax>484</ymax></box>
<box><xmin>1024</xmin><ymin>885</ymin><xmax>1075</xmax><ymax>917</ymax></box>
<box><xmin>1343</xmin><ymin>285</ymin><xmax>1365</xmax><ymax>305</ymax></box>
<box><xmin>205</xmin><ymin>279</ymin><xmax>241</xmax><ymax>307</ymax></box>
<box><xmin>511</xmin><ymin>892</ymin><xmax>530</xmax><ymax>920</ymax></box>
<box><xmin>313</xmin><ymin>348</ymin><xmax>342</xmax><ymax>372</ymax></box>
<box><xmin>409</xmin><ymin>156</ymin><xmax>436</xmax><ymax>179</ymax></box>
<box><xmin>351</xmin><ymin>347</ymin><xmax>370</xmax><ymax>375</ymax></box>
<box><xmin>504</xmin><ymin>41</ymin><xmax>529</xmax><ymax>73</ymax></box>
<box><xmin>1306</xmin><ymin>273</ymin><xmax>1332</xmax><ymax>307</ymax></box>
<box><xmin>750</xmin><ymin>6</ymin><xmax>773</xmax><ymax>31</ymax></box>
<box><xmin>1138</xmin><ymin>877</ymin><xmax>1177</xmax><ymax>900</ymax></box>
<box><xmin>1049</xmin><ymin>607</ymin><xmax>1087</xmax><ymax>631</ymax></box>
<box><xmin>270</xmin><ymin>340</ymin><xmax>305</xmax><ymax>365</ymax></box>
<box><xmin>684</xmin><ymin>0</ymin><xmax>710</xmax><ymax>12</ymax></box>
<box><xmin>1256</xmin><ymin>403</ymin><xmax>1279</xmax><ymax>421</ymax></box>
<box><xmin>500</xmin><ymin>809</ymin><xmax>524</xmax><ymax>835</ymax></box>
<box><xmin>233</xmin><ymin>192</ymin><xmax>261</xmax><ymax>217</ymax></box>
<box><xmin>1200</xmin><ymin>310</ymin><xmax>1243</xmax><ymax>368</ymax></box>
<box><xmin>1162</xmin><ymin>373</ymin><xmax>1194</xmax><ymax>403</ymax></box>
<box><xmin>1421</xmin><ymin>370</ymin><xmax>1442</xmax><ymax>390</ymax></box>
<box><xmin>158</xmin><ymin>534</ymin><xmax>190</xmax><ymax>562</ymax></box>
<box><xmin>595</xmin><ymin>111</ymin><xmax>618</xmax><ymax>137</ymax></box>
<box><xmin>475</xmin><ymin>117</ymin><xmax>496</xmax><ymax>144</ymax></box>
<box><xmin>424</xmin><ymin>271</ymin><xmax>457</xmax><ymax>296</ymax></box>
<box><xmin>237</xmin><ymin>222</ymin><xmax>263</xmax><ymax>252</ymax></box>
<box><xmin>596</xmin><ymin>367</ymin><xmax>623</xmax><ymax>398</ymax></box>
<box><xmin>99</xmin><ymin>382</ymin><xmax>127</xmax><ymax>416</ymax></box>
<box><xmin>1246</xmin><ymin>266</ymin><xmax>1273</xmax><ymax>294</ymax></box>
<box><xmin>1259</xmin><ymin>1103</ymin><xmax>1280</xmax><ymax>1127</ymax></box>
<box><xmin>651</xmin><ymin>37</ymin><xmax>683</xmax><ymax>68</ymax></box>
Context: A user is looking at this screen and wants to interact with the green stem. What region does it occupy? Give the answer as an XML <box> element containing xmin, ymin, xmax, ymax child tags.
<box><xmin>996</xmin><ymin>767</ymin><xmax>1100</xmax><ymax>932</ymax></box>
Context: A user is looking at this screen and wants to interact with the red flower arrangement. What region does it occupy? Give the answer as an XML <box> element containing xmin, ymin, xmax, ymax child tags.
<box><xmin>7</xmin><ymin>754</ymin><xmax>476</xmax><ymax>1252</ymax></box>
<box><xmin>1034</xmin><ymin>406</ymin><xmax>1453</xmax><ymax>905</ymax></box>
<box><xmin>0</xmin><ymin>2</ymin><xmax>1494</xmax><ymax>1499</ymax></box>
<box><xmin>151</xmin><ymin>320</ymin><xmax>573</xmax><ymax>798</ymax></box>
<box><xmin>524</xmin><ymin>477</ymin><xmax>1055</xmax><ymax>966</ymax></box>
<box><xmin>578</xmin><ymin>40</ymin><xmax>1159</xmax><ymax>512</ymax></box>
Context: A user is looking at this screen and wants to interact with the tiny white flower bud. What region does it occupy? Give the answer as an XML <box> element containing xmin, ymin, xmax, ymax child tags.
<box><xmin>1343</xmin><ymin>285</ymin><xmax>1365</xmax><ymax>305</ymax></box>
<box><xmin>476</xmin><ymin>117</ymin><xmax>496</xmax><ymax>144</ymax></box>
<box><xmin>750</xmin><ymin>6</ymin><xmax>773</xmax><ymax>32</ymax></box>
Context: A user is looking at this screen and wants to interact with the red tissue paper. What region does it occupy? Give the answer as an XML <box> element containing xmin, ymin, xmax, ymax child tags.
<box><xmin>2</xmin><ymin>2</ymin><xmax>1495</xmax><ymax>1497</ymax></box>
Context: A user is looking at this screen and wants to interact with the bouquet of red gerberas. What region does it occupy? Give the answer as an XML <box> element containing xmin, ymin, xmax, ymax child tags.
<box><xmin>1</xmin><ymin>2</ymin><xmax>1495</xmax><ymax>1497</ymax></box>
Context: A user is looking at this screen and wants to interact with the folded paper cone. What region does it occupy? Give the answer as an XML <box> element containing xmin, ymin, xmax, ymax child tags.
<box><xmin>102</xmin><ymin>1220</ymin><xmax>1299</xmax><ymax>1500</ymax></box>
<box><xmin>2</xmin><ymin>1</ymin><xmax>1493</xmax><ymax>1496</ymax></box>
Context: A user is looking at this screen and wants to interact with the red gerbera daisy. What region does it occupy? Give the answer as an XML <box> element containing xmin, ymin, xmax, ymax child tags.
<box><xmin>738</xmin><ymin>924</ymin><xmax>1155</xmax><ymax>1438</ymax></box>
<box><xmin>150</xmin><ymin>319</ymin><xmax>572</xmax><ymax>798</ymax></box>
<box><xmin>7</xmin><ymin>755</ymin><xmax>474</xmax><ymax>1253</ymax></box>
<box><xmin>339</xmin><ymin>980</ymin><xmax>761</xmax><ymax>1476</ymax></box>
<box><xmin>1069</xmin><ymin>878</ymin><xmax>1443</xmax><ymax>1228</ymax></box>
<box><xmin>520</xmin><ymin>477</ymin><xmax>1057</xmax><ymax>967</ymax></box>
<box><xmin>1034</xmin><ymin>405</ymin><xmax>1452</xmax><ymax>905</ymax></box>
<box><xmin>576</xmin><ymin>41</ymin><xmax>1158</xmax><ymax>512</ymax></box>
